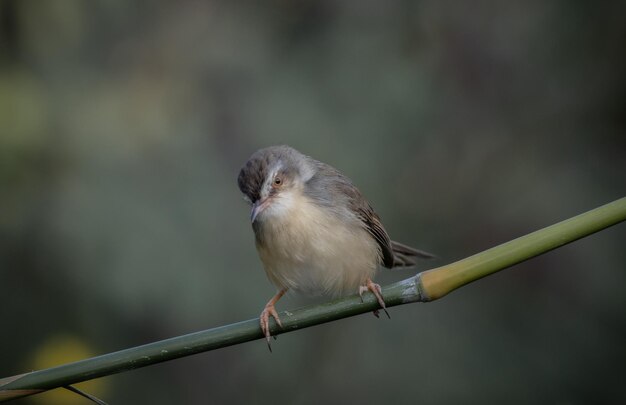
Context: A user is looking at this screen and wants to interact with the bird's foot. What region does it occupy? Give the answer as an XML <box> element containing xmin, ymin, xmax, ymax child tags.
<box><xmin>260</xmin><ymin>303</ymin><xmax>283</xmax><ymax>351</ymax></box>
<box><xmin>359</xmin><ymin>279</ymin><xmax>390</xmax><ymax>319</ymax></box>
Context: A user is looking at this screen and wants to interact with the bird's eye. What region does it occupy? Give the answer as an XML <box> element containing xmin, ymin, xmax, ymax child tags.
<box><xmin>273</xmin><ymin>177</ymin><xmax>282</xmax><ymax>187</ymax></box>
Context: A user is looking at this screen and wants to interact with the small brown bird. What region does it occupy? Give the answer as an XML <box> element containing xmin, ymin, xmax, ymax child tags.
<box><xmin>237</xmin><ymin>145</ymin><xmax>432</xmax><ymax>346</ymax></box>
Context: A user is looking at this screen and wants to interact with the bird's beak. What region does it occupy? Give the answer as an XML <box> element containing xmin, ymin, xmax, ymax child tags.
<box><xmin>250</xmin><ymin>198</ymin><xmax>270</xmax><ymax>223</ymax></box>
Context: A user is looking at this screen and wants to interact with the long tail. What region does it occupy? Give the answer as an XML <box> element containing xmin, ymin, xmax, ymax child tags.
<box><xmin>390</xmin><ymin>240</ymin><xmax>435</xmax><ymax>268</ymax></box>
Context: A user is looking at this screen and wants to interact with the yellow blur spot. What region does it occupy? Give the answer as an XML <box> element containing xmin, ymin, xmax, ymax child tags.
<box><xmin>27</xmin><ymin>334</ymin><xmax>106</xmax><ymax>405</ymax></box>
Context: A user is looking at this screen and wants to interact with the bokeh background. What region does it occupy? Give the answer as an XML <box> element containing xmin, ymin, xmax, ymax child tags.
<box><xmin>1</xmin><ymin>1</ymin><xmax>625</xmax><ymax>404</ymax></box>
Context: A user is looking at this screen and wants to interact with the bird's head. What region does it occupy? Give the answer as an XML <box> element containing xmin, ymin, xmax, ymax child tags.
<box><xmin>237</xmin><ymin>145</ymin><xmax>316</xmax><ymax>223</ymax></box>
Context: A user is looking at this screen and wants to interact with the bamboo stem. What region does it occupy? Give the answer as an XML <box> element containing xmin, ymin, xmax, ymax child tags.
<box><xmin>418</xmin><ymin>197</ymin><xmax>626</xmax><ymax>300</ymax></box>
<box><xmin>1</xmin><ymin>197</ymin><xmax>624</xmax><ymax>402</ymax></box>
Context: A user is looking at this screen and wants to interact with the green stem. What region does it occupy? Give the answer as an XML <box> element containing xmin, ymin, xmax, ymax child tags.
<box><xmin>1</xmin><ymin>197</ymin><xmax>624</xmax><ymax>402</ymax></box>
<box><xmin>418</xmin><ymin>197</ymin><xmax>626</xmax><ymax>300</ymax></box>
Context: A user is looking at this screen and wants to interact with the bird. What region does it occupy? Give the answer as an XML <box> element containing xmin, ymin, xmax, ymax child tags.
<box><xmin>237</xmin><ymin>145</ymin><xmax>433</xmax><ymax>347</ymax></box>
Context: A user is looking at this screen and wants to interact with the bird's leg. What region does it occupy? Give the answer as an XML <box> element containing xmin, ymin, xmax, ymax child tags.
<box><xmin>260</xmin><ymin>288</ymin><xmax>287</xmax><ymax>350</ymax></box>
<box><xmin>359</xmin><ymin>278</ymin><xmax>390</xmax><ymax>319</ymax></box>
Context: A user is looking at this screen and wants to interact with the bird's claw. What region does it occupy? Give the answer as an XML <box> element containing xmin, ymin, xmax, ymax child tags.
<box><xmin>260</xmin><ymin>304</ymin><xmax>283</xmax><ymax>351</ymax></box>
<box><xmin>359</xmin><ymin>279</ymin><xmax>390</xmax><ymax>319</ymax></box>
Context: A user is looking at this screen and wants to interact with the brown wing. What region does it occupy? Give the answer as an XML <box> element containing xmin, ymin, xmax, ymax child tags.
<box><xmin>305</xmin><ymin>161</ymin><xmax>433</xmax><ymax>269</ymax></box>
<box><xmin>304</xmin><ymin>163</ymin><xmax>395</xmax><ymax>268</ymax></box>
<box><xmin>354</xmin><ymin>204</ymin><xmax>395</xmax><ymax>268</ymax></box>
<box><xmin>341</xmin><ymin>183</ymin><xmax>395</xmax><ymax>268</ymax></box>
<box><xmin>348</xmin><ymin>189</ymin><xmax>434</xmax><ymax>269</ymax></box>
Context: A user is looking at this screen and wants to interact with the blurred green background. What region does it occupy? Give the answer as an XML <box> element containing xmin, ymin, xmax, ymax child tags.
<box><xmin>1</xmin><ymin>1</ymin><xmax>624</xmax><ymax>404</ymax></box>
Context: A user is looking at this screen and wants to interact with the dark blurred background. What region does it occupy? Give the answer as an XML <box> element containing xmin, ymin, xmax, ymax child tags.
<box><xmin>1</xmin><ymin>1</ymin><xmax>624</xmax><ymax>404</ymax></box>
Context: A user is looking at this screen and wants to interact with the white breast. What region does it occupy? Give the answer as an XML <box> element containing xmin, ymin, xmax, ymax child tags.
<box><xmin>255</xmin><ymin>190</ymin><xmax>381</xmax><ymax>296</ymax></box>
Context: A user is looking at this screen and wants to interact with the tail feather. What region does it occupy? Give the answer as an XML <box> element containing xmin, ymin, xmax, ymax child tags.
<box><xmin>390</xmin><ymin>240</ymin><xmax>435</xmax><ymax>268</ymax></box>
